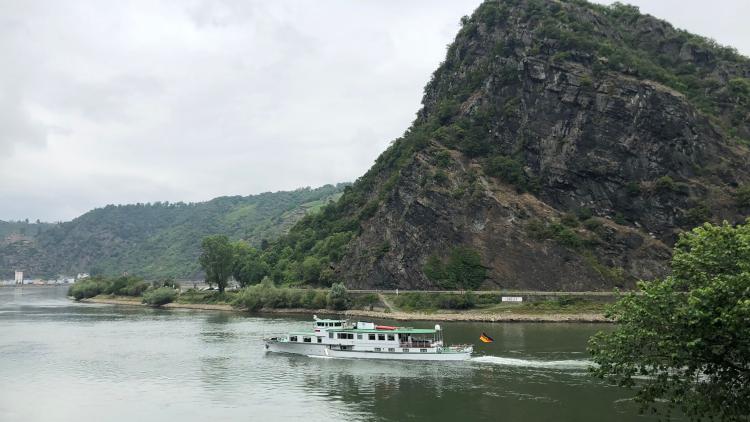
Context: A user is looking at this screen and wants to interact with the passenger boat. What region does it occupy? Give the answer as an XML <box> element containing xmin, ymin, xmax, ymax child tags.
<box><xmin>264</xmin><ymin>316</ymin><xmax>473</xmax><ymax>361</ymax></box>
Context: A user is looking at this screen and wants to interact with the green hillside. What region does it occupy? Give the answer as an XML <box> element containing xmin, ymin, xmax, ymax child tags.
<box><xmin>0</xmin><ymin>184</ymin><xmax>346</xmax><ymax>279</ymax></box>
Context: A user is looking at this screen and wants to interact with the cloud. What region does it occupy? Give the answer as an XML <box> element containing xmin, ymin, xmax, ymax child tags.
<box><xmin>0</xmin><ymin>89</ymin><xmax>48</xmax><ymax>155</ymax></box>
<box><xmin>0</xmin><ymin>0</ymin><xmax>747</xmax><ymax>222</ymax></box>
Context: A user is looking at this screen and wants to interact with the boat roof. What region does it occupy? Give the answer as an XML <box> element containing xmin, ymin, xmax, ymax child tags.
<box><xmin>333</xmin><ymin>328</ymin><xmax>436</xmax><ymax>334</ymax></box>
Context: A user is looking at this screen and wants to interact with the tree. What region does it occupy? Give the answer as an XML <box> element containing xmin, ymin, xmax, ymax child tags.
<box><xmin>423</xmin><ymin>246</ymin><xmax>487</xmax><ymax>290</ymax></box>
<box><xmin>232</xmin><ymin>241</ymin><xmax>268</xmax><ymax>287</ymax></box>
<box><xmin>301</xmin><ymin>256</ymin><xmax>322</xmax><ymax>283</ymax></box>
<box><xmin>199</xmin><ymin>235</ymin><xmax>234</xmax><ymax>293</ymax></box>
<box><xmin>327</xmin><ymin>282</ymin><xmax>350</xmax><ymax>310</ymax></box>
<box><xmin>589</xmin><ymin>221</ymin><xmax>750</xmax><ymax>421</ymax></box>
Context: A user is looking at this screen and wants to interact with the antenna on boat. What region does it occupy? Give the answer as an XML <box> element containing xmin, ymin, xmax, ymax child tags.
<box><xmin>313</xmin><ymin>314</ymin><xmax>319</xmax><ymax>321</ymax></box>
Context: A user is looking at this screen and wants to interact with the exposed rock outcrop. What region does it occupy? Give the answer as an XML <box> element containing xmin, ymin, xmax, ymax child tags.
<box><xmin>327</xmin><ymin>0</ymin><xmax>750</xmax><ymax>290</ymax></box>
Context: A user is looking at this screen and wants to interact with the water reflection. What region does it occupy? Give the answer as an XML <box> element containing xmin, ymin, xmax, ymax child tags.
<box><xmin>0</xmin><ymin>287</ymin><xmax>674</xmax><ymax>422</ymax></box>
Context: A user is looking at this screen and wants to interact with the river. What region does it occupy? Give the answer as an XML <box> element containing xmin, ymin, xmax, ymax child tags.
<box><xmin>0</xmin><ymin>286</ymin><xmax>671</xmax><ymax>421</ymax></box>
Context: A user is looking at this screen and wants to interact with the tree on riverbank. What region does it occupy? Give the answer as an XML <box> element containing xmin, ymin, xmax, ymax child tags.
<box><xmin>199</xmin><ymin>235</ymin><xmax>234</xmax><ymax>293</ymax></box>
<box><xmin>589</xmin><ymin>221</ymin><xmax>750</xmax><ymax>421</ymax></box>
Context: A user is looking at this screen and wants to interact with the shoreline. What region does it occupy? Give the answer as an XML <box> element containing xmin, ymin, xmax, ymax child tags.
<box><xmin>80</xmin><ymin>297</ymin><xmax>611</xmax><ymax>323</ymax></box>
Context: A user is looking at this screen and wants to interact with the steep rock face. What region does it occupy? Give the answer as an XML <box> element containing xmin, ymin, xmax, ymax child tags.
<box><xmin>329</xmin><ymin>0</ymin><xmax>750</xmax><ymax>290</ymax></box>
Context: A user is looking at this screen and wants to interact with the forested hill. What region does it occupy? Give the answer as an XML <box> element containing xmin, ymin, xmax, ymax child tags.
<box><xmin>0</xmin><ymin>184</ymin><xmax>346</xmax><ymax>279</ymax></box>
<box><xmin>245</xmin><ymin>0</ymin><xmax>750</xmax><ymax>291</ymax></box>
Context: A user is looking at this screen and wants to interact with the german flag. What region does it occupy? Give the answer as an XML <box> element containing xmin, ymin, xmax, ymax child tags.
<box><xmin>479</xmin><ymin>332</ymin><xmax>494</xmax><ymax>343</ymax></box>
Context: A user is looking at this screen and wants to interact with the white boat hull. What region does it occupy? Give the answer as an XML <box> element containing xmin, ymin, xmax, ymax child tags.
<box><xmin>265</xmin><ymin>340</ymin><xmax>472</xmax><ymax>361</ymax></box>
<box><xmin>324</xmin><ymin>348</ymin><xmax>471</xmax><ymax>361</ymax></box>
<box><xmin>266</xmin><ymin>341</ymin><xmax>327</xmax><ymax>356</ymax></box>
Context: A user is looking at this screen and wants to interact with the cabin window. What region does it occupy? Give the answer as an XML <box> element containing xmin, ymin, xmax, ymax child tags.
<box><xmin>374</xmin><ymin>348</ymin><xmax>381</xmax><ymax>352</ymax></box>
<box><xmin>304</xmin><ymin>337</ymin><xmax>312</xmax><ymax>343</ymax></box>
<box><xmin>317</xmin><ymin>338</ymin><xmax>322</xmax><ymax>343</ymax></box>
<box><xmin>388</xmin><ymin>348</ymin><xmax>395</xmax><ymax>352</ymax></box>
<box><xmin>387</xmin><ymin>335</ymin><xmax>395</xmax><ymax>341</ymax></box>
<box><xmin>378</xmin><ymin>334</ymin><xmax>385</xmax><ymax>341</ymax></box>
<box><xmin>420</xmin><ymin>349</ymin><xmax>428</xmax><ymax>353</ymax></box>
<box><xmin>357</xmin><ymin>334</ymin><xmax>362</xmax><ymax>340</ymax></box>
<box><xmin>348</xmin><ymin>333</ymin><xmax>354</xmax><ymax>339</ymax></box>
<box><xmin>329</xmin><ymin>332</ymin><xmax>333</xmax><ymax>339</ymax></box>
<box><xmin>368</xmin><ymin>334</ymin><xmax>376</xmax><ymax>341</ymax></box>
<box><xmin>402</xmin><ymin>348</ymin><xmax>409</xmax><ymax>352</ymax></box>
<box><xmin>317</xmin><ymin>322</ymin><xmax>323</xmax><ymax>327</ymax></box>
<box><xmin>334</xmin><ymin>322</ymin><xmax>341</xmax><ymax>327</ymax></box>
<box><xmin>337</xmin><ymin>333</ymin><xmax>345</xmax><ymax>339</ymax></box>
<box><xmin>290</xmin><ymin>336</ymin><xmax>297</xmax><ymax>342</ymax></box>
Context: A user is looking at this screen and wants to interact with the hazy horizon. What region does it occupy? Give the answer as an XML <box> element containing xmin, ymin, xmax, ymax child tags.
<box><xmin>2</xmin><ymin>0</ymin><xmax>748</xmax><ymax>223</ymax></box>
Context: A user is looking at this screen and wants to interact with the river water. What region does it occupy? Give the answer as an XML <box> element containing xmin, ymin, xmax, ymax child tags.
<box><xmin>0</xmin><ymin>287</ymin><xmax>670</xmax><ymax>422</ymax></box>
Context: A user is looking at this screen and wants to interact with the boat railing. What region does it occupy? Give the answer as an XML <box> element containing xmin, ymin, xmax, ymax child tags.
<box><xmin>399</xmin><ymin>341</ymin><xmax>432</xmax><ymax>348</ymax></box>
<box><xmin>445</xmin><ymin>344</ymin><xmax>473</xmax><ymax>351</ymax></box>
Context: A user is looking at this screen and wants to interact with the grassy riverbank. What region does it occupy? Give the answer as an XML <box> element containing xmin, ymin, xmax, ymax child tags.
<box><xmin>79</xmin><ymin>288</ymin><xmax>611</xmax><ymax>322</ymax></box>
<box><xmin>69</xmin><ymin>275</ymin><xmax>613</xmax><ymax>322</ymax></box>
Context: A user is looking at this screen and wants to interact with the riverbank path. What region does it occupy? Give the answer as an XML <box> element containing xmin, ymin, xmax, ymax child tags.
<box><xmin>377</xmin><ymin>292</ymin><xmax>396</xmax><ymax>313</ymax></box>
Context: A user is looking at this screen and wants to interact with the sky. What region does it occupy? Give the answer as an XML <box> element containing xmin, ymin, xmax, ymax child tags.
<box><xmin>1</xmin><ymin>0</ymin><xmax>748</xmax><ymax>222</ymax></box>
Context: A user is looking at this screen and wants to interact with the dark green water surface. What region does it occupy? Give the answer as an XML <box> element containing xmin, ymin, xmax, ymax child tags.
<box><xmin>0</xmin><ymin>287</ymin><xmax>670</xmax><ymax>422</ymax></box>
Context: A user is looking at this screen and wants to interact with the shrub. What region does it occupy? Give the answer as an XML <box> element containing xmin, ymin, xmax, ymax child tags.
<box><xmin>68</xmin><ymin>276</ymin><xmax>152</xmax><ymax>300</ymax></box>
<box><xmin>311</xmin><ymin>291</ymin><xmax>328</xmax><ymax>309</ymax></box>
<box><xmin>583</xmin><ymin>218</ymin><xmax>603</xmax><ymax>232</ymax></box>
<box><xmin>119</xmin><ymin>279</ymin><xmax>149</xmax><ymax>296</ymax></box>
<box><xmin>393</xmin><ymin>292</ymin><xmax>477</xmax><ymax>311</ymax></box>
<box><xmin>526</xmin><ymin>219</ymin><xmax>587</xmax><ymax>249</ymax></box>
<box><xmin>655</xmin><ymin>176</ymin><xmax>676</xmax><ymax>192</ymax></box>
<box><xmin>433</xmin><ymin>170</ymin><xmax>448</xmax><ymax>185</ymax></box>
<box><xmin>233</xmin><ymin>287</ymin><xmax>263</xmax><ymax>311</ymax></box>
<box><xmin>142</xmin><ymin>287</ymin><xmax>177</xmax><ymax>306</ymax></box>
<box><xmin>484</xmin><ymin>155</ymin><xmax>532</xmax><ymax>191</ymax></box>
<box><xmin>435</xmin><ymin>100</ymin><xmax>459</xmax><ymax>125</ymax></box>
<box><xmin>327</xmin><ymin>282</ymin><xmax>350</xmax><ymax>310</ymax></box>
<box><xmin>735</xmin><ymin>184</ymin><xmax>750</xmax><ymax>207</ymax></box>
<box><xmin>353</xmin><ymin>293</ymin><xmax>379</xmax><ymax>310</ymax></box>
<box><xmin>435</xmin><ymin>151</ymin><xmax>452</xmax><ymax>168</ymax></box>
<box><xmin>423</xmin><ymin>247</ymin><xmax>486</xmax><ymax>289</ymax></box>
<box><xmin>393</xmin><ymin>293</ymin><xmax>434</xmax><ymax>311</ymax></box>
<box><xmin>232</xmin><ymin>281</ymin><xmax>339</xmax><ymax>312</ymax></box>
<box><xmin>561</xmin><ymin>213</ymin><xmax>579</xmax><ymax>228</ymax></box>
<box><xmin>436</xmin><ymin>292</ymin><xmax>477</xmax><ymax>309</ymax></box>
<box><xmin>375</xmin><ymin>241</ymin><xmax>391</xmax><ymax>259</ymax></box>
<box><xmin>626</xmin><ymin>181</ymin><xmax>641</xmax><ymax>196</ymax></box>
<box><xmin>68</xmin><ymin>279</ymin><xmax>106</xmax><ymax>300</ymax></box>
<box><xmin>684</xmin><ymin>203</ymin><xmax>712</xmax><ymax>226</ymax></box>
<box><xmin>301</xmin><ymin>256</ymin><xmax>322</xmax><ymax>283</ymax></box>
<box><xmin>575</xmin><ymin>207</ymin><xmax>594</xmax><ymax>221</ymax></box>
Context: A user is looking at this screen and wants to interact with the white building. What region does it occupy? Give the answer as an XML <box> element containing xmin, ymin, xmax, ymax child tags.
<box><xmin>14</xmin><ymin>271</ymin><xmax>23</xmax><ymax>285</ymax></box>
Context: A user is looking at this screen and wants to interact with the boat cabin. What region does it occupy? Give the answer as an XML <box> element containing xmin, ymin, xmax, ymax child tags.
<box><xmin>266</xmin><ymin>317</ymin><xmax>472</xmax><ymax>360</ymax></box>
<box><xmin>313</xmin><ymin>317</ymin><xmax>349</xmax><ymax>333</ymax></box>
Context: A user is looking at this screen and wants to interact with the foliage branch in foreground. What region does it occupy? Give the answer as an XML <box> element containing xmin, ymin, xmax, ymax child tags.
<box><xmin>589</xmin><ymin>221</ymin><xmax>750</xmax><ymax>421</ymax></box>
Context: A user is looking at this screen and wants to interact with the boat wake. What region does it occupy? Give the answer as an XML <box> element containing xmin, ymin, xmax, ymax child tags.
<box><xmin>471</xmin><ymin>356</ymin><xmax>593</xmax><ymax>370</ymax></box>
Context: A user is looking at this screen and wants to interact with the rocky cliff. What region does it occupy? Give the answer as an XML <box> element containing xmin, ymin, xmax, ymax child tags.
<box><xmin>267</xmin><ymin>0</ymin><xmax>750</xmax><ymax>291</ymax></box>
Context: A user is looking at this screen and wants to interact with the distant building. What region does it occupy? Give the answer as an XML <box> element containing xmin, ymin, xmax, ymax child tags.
<box><xmin>76</xmin><ymin>273</ymin><xmax>90</xmax><ymax>280</ymax></box>
<box><xmin>14</xmin><ymin>271</ymin><xmax>23</xmax><ymax>285</ymax></box>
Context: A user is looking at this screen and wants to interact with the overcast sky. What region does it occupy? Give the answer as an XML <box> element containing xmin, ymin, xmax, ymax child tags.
<box><xmin>2</xmin><ymin>0</ymin><xmax>748</xmax><ymax>222</ymax></box>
